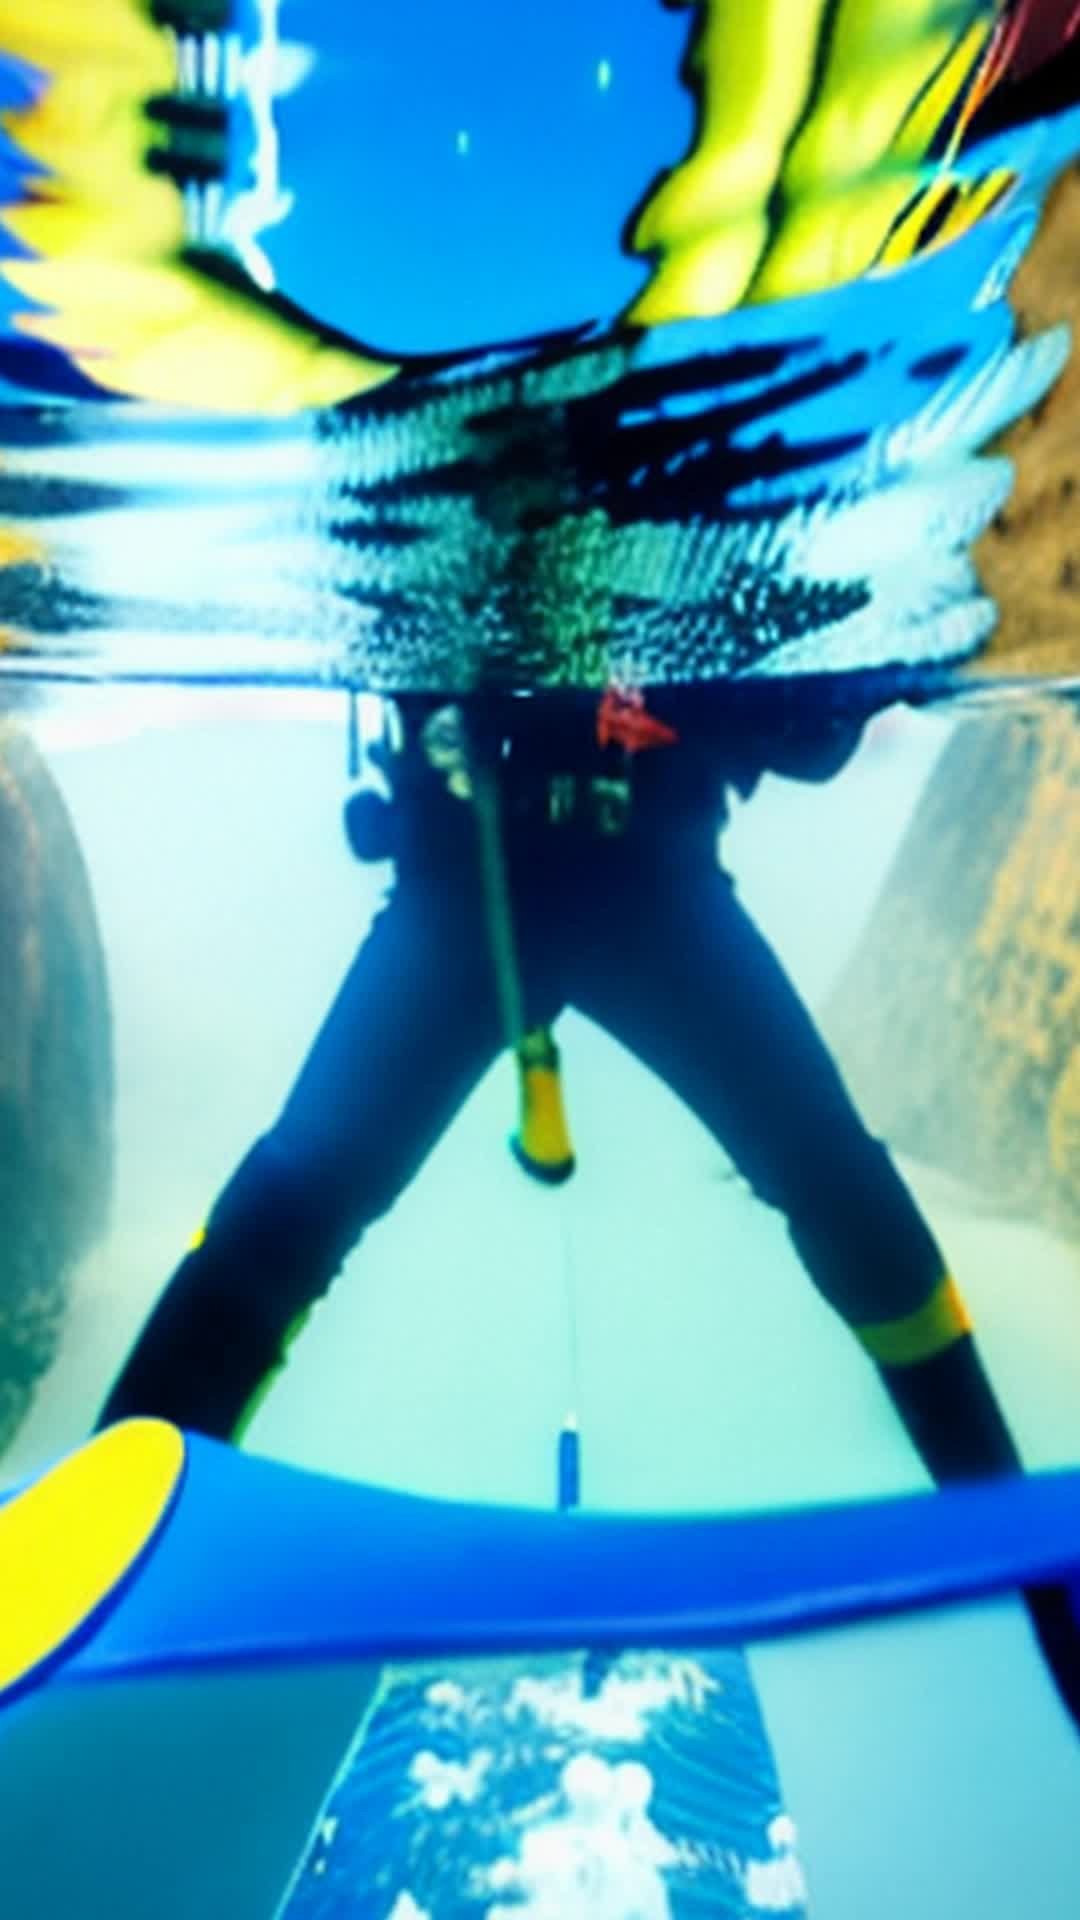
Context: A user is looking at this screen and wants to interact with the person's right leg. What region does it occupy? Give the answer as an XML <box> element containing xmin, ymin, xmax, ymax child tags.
<box><xmin>572</xmin><ymin>834</ymin><xmax>1020</xmax><ymax>1488</ymax></box>
<box><xmin>96</xmin><ymin>855</ymin><xmax>507</xmax><ymax>1440</ymax></box>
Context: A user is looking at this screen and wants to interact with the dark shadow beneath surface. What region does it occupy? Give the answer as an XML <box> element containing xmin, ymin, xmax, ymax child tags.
<box><xmin>0</xmin><ymin>1663</ymin><xmax>381</xmax><ymax>1920</ymax></box>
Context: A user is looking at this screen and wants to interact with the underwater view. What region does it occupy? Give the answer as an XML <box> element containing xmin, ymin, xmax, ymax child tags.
<box><xmin>1</xmin><ymin>3</ymin><xmax>1080</xmax><ymax>1917</ymax></box>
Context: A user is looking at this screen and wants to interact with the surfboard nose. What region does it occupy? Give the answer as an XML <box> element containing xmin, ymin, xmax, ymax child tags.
<box><xmin>0</xmin><ymin>1418</ymin><xmax>185</xmax><ymax>1704</ymax></box>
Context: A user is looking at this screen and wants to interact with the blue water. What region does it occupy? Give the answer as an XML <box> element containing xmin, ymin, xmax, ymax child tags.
<box><xmin>266</xmin><ymin>0</ymin><xmax>689</xmax><ymax>349</ymax></box>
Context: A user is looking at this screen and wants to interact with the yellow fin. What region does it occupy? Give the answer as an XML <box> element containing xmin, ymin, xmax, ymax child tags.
<box><xmin>5</xmin><ymin>254</ymin><xmax>397</xmax><ymax>412</ymax></box>
<box><xmin>875</xmin><ymin>164</ymin><xmax>1015</xmax><ymax>270</ymax></box>
<box><xmin>0</xmin><ymin>0</ymin><xmax>172</xmax><ymax>71</ymax></box>
<box><xmin>0</xmin><ymin>2</ymin><xmax>398</xmax><ymax>412</ymax></box>
<box><xmin>627</xmin><ymin>0</ymin><xmax>831</xmax><ymax>322</ymax></box>
<box><xmin>627</xmin><ymin>0</ymin><xmax>1002</xmax><ymax>322</ymax></box>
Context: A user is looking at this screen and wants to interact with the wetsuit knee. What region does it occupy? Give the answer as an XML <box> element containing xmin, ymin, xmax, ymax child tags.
<box><xmin>95</xmin><ymin>1135</ymin><xmax>365</xmax><ymax>1439</ymax></box>
<box><xmin>199</xmin><ymin>1133</ymin><xmax>364</xmax><ymax>1325</ymax></box>
<box><xmin>781</xmin><ymin>1131</ymin><xmax>946</xmax><ymax>1330</ymax></box>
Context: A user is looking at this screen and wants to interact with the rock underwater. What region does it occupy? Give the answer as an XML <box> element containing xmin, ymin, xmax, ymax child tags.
<box><xmin>823</xmin><ymin>696</ymin><xmax>1080</xmax><ymax>1241</ymax></box>
<box><xmin>0</xmin><ymin>719</ymin><xmax>113</xmax><ymax>1456</ymax></box>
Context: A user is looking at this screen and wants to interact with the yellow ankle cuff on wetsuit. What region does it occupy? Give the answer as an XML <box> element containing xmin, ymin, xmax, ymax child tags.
<box><xmin>856</xmin><ymin>1273</ymin><xmax>973</xmax><ymax>1368</ymax></box>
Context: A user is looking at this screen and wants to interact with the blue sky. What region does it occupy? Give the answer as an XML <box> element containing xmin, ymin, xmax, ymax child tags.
<box><xmin>265</xmin><ymin>0</ymin><xmax>693</xmax><ymax>351</ymax></box>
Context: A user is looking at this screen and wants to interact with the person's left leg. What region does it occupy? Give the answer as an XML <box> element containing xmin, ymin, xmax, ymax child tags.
<box><xmin>572</xmin><ymin>834</ymin><xmax>1018</xmax><ymax>1487</ymax></box>
<box><xmin>96</xmin><ymin>847</ymin><xmax>509</xmax><ymax>1440</ymax></box>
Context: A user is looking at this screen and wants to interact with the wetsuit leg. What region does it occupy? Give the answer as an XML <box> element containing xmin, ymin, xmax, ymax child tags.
<box><xmin>97</xmin><ymin>866</ymin><xmax>507</xmax><ymax>1439</ymax></box>
<box><xmin>571</xmin><ymin>838</ymin><xmax>1018</xmax><ymax>1485</ymax></box>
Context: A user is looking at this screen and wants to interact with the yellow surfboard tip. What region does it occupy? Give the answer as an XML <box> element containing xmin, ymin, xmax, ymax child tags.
<box><xmin>0</xmin><ymin>1419</ymin><xmax>185</xmax><ymax>1703</ymax></box>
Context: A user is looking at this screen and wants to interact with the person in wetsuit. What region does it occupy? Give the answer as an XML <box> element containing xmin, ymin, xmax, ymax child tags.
<box><xmin>96</xmin><ymin>683</ymin><xmax>1021</xmax><ymax>1495</ymax></box>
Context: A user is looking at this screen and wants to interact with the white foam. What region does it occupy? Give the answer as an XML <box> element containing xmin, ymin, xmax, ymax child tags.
<box><xmin>484</xmin><ymin>1752</ymin><xmax>675</xmax><ymax>1920</ymax></box>
<box><xmin>386</xmin><ymin>1895</ymin><xmax>432</xmax><ymax>1920</ymax></box>
<box><xmin>409</xmin><ymin>1747</ymin><xmax>493</xmax><ymax>1812</ymax></box>
<box><xmin>423</xmin><ymin>1677</ymin><xmax>470</xmax><ymax>1714</ymax></box>
<box><xmin>742</xmin><ymin>1814</ymin><xmax>809</xmax><ymax>1912</ymax></box>
<box><xmin>223</xmin><ymin>0</ymin><xmax>298</xmax><ymax>288</ymax></box>
<box><xmin>508</xmin><ymin>1656</ymin><xmax>720</xmax><ymax>1744</ymax></box>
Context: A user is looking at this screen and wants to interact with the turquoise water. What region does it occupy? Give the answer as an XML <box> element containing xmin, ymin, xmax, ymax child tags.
<box><xmin>2</xmin><ymin>680</ymin><xmax>1078</xmax><ymax>1917</ymax></box>
<box><xmin>12</xmin><ymin>687</ymin><xmax>1079</xmax><ymax>1508</ymax></box>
